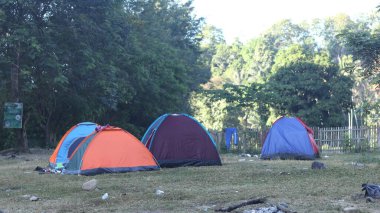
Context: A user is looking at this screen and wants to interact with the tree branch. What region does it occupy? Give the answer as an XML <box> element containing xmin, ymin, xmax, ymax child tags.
<box><xmin>215</xmin><ymin>197</ymin><xmax>267</xmax><ymax>212</ymax></box>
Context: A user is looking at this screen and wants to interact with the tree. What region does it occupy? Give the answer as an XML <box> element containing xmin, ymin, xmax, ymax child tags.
<box><xmin>263</xmin><ymin>19</ymin><xmax>314</xmax><ymax>51</ymax></box>
<box><xmin>240</xmin><ymin>37</ymin><xmax>276</xmax><ymax>83</ymax></box>
<box><xmin>338</xmin><ymin>12</ymin><xmax>380</xmax><ymax>125</ymax></box>
<box><xmin>341</xmin><ymin>30</ymin><xmax>380</xmax><ymax>84</ymax></box>
<box><xmin>266</xmin><ymin>61</ymin><xmax>353</xmax><ymax>126</ymax></box>
<box><xmin>199</xmin><ymin>24</ymin><xmax>225</xmax><ymax>67</ymax></box>
<box><xmin>0</xmin><ymin>0</ymin><xmax>63</xmax><ymax>151</ymax></box>
<box><xmin>0</xmin><ymin>0</ymin><xmax>208</xmax><ymax>149</ymax></box>
<box><xmin>111</xmin><ymin>0</ymin><xmax>205</xmax><ymax>136</ymax></box>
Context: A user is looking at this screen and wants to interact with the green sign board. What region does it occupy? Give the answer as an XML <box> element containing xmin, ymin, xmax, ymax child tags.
<box><xmin>3</xmin><ymin>102</ymin><xmax>23</xmax><ymax>128</ymax></box>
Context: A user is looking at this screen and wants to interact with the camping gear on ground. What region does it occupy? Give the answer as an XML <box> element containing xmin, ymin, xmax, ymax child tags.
<box><xmin>225</xmin><ymin>127</ymin><xmax>238</xmax><ymax>150</ymax></box>
<box><xmin>362</xmin><ymin>184</ymin><xmax>380</xmax><ymax>199</ymax></box>
<box><xmin>50</xmin><ymin>125</ymin><xmax>159</xmax><ymax>175</ymax></box>
<box><xmin>49</xmin><ymin>122</ymin><xmax>98</xmax><ymax>168</ymax></box>
<box><xmin>261</xmin><ymin>116</ymin><xmax>320</xmax><ymax>160</ymax></box>
<box><xmin>141</xmin><ymin>113</ymin><xmax>222</xmax><ymax>167</ymax></box>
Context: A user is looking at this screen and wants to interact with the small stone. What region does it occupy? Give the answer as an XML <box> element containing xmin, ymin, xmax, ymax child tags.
<box><xmin>351</xmin><ymin>162</ymin><xmax>365</xmax><ymax>168</ymax></box>
<box><xmin>199</xmin><ymin>205</ymin><xmax>216</xmax><ymax>212</ymax></box>
<box><xmin>366</xmin><ymin>197</ymin><xmax>375</xmax><ymax>203</ymax></box>
<box><xmin>268</xmin><ymin>206</ymin><xmax>277</xmax><ymax>211</ymax></box>
<box><xmin>277</xmin><ymin>202</ymin><xmax>291</xmax><ymax>212</ymax></box>
<box><xmin>343</xmin><ymin>207</ymin><xmax>360</xmax><ymax>213</ymax></box>
<box><xmin>82</xmin><ymin>179</ymin><xmax>97</xmax><ymax>191</ymax></box>
<box><xmin>101</xmin><ymin>193</ymin><xmax>109</xmax><ymax>200</ymax></box>
<box><xmin>155</xmin><ymin>189</ymin><xmax>164</xmax><ymax>196</ymax></box>
<box><xmin>30</xmin><ymin>196</ymin><xmax>39</xmax><ymax>201</ymax></box>
<box><xmin>311</xmin><ymin>161</ymin><xmax>326</xmax><ymax>169</ymax></box>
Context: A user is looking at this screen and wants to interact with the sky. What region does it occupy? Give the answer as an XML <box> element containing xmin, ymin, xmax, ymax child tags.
<box><xmin>192</xmin><ymin>0</ymin><xmax>379</xmax><ymax>43</ymax></box>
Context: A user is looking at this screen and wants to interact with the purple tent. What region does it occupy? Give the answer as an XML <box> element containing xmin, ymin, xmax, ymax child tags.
<box><xmin>141</xmin><ymin>114</ymin><xmax>222</xmax><ymax>167</ymax></box>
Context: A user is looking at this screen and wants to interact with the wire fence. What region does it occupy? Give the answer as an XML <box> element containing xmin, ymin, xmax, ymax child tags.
<box><xmin>210</xmin><ymin>126</ymin><xmax>380</xmax><ymax>154</ymax></box>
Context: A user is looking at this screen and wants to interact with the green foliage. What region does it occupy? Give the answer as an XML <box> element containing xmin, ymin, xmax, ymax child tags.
<box><xmin>191</xmin><ymin>82</ymin><xmax>270</xmax><ymax>130</ymax></box>
<box><xmin>190</xmin><ymin>91</ymin><xmax>228</xmax><ymax>130</ymax></box>
<box><xmin>193</xmin><ymin>17</ymin><xmax>364</xmax><ymax>131</ymax></box>
<box><xmin>1</xmin><ymin>1</ymin><xmax>379</xmax><ymax>150</ymax></box>
<box><xmin>0</xmin><ymin>0</ymin><xmax>206</xmax><ymax>149</ymax></box>
<box><xmin>343</xmin><ymin>134</ymin><xmax>372</xmax><ymax>153</ymax></box>
<box><xmin>337</xmin><ymin>12</ymin><xmax>380</xmax><ymax>125</ymax></box>
<box><xmin>241</xmin><ymin>37</ymin><xmax>276</xmax><ymax>83</ymax></box>
<box><xmin>341</xmin><ymin>29</ymin><xmax>380</xmax><ymax>84</ymax></box>
<box><xmin>266</xmin><ymin>61</ymin><xmax>353</xmax><ymax>126</ymax></box>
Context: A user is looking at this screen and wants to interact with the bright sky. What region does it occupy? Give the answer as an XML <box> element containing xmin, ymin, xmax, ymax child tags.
<box><xmin>192</xmin><ymin>0</ymin><xmax>379</xmax><ymax>43</ymax></box>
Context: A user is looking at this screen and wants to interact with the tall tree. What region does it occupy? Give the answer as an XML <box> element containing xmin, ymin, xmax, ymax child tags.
<box><xmin>0</xmin><ymin>0</ymin><xmax>208</xmax><ymax>149</ymax></box>
<box><xmin>266</xmin><ymin>60</ymin><xmax>353</xmax><ymax>126</ymax></box>
<box><xmin>0</xmin><ymin>0</ymin><xmax>62</xmax><ymax>151</ymax></box>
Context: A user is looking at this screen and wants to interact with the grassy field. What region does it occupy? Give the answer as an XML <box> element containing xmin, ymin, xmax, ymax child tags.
<box><xmin>1</xmin><ymin>149</ymin><xmax>380</xmax><ymax>213</ymax></box>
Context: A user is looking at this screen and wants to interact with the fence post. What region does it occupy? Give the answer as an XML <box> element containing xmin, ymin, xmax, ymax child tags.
<box><xmin>377</xmin><ymin>125</ymin><xmax>380</xmax><ymax>150</ymax></box>
<box><xmin>218</xmin><ymin>131</ymin><xmax>222</xmax><ymax>152</ymax></box>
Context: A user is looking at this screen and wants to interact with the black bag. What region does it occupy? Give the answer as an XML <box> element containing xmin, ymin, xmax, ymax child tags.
<box><xmin>362</xmin><ymin>184</ymin><xmax>380</xmax><ymax>198</ymax></box>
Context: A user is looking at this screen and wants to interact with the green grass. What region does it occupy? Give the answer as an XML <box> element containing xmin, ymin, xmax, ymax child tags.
<box><xmin>1</xmin><ymin>150</ymin><xmax>380</xmax><ymax>213</ymax></box>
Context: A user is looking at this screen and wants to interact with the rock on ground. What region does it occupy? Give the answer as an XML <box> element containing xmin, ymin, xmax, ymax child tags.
<box><xmin>343</xmin><ymin>207</ymin><xmax>361</xmax><ymax>213</ymax></box>
<box><xmin>82</xmin><ymin>179</ymin><xmax>97</xmax><ymax>191</ymax></box>
<box><xmin>29</xmin><ymin>196</ymin><xmax>39</xmax><ymax>201</ymax></box>
<box><xmin>311</xmin><ymin>161</ymin><xmax>326</xmax><ymax>169</ymax></box>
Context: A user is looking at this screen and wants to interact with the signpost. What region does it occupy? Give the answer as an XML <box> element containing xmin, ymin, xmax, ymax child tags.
<box><xmin>3</xmin><ymin>102</ymin><xmax>23</xmax><ymax>128</ymax></box>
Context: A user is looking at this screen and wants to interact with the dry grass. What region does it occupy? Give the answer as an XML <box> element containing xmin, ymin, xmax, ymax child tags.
<box><xmin>1</xmin><ymin>149</ymin><xmax>380</xmax><ymax>213</ymax></box>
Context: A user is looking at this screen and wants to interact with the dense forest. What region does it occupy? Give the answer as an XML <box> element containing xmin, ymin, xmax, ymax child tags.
<box><xmin>1</xmin><ymin>0</ymin><xmax>380</xmax><ymax>151</ymax></box>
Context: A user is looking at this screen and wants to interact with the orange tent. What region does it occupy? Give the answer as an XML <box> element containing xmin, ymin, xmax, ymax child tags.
<box><xmin>54</xmin><ymin>126</ymin><xmax>159</xmax><ymax>175</ymax></box>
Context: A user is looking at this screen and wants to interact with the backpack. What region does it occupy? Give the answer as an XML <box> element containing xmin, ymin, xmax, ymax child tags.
<box><xmin>362</xmin><ymin>184</ymin><xmax>380</xmax><ymax>198</ymax></box>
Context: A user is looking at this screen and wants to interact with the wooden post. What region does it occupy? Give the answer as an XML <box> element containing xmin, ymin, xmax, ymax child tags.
<box><xmin>377</xmin><ymin>125</ymin><xmax>380</xmax><ymax>150</ymax></box>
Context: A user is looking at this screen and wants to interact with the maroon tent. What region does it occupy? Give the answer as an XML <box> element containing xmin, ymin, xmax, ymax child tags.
<box><xmin>141</xmin><ymin>114</ymin><xmax>222</xmax><ymax>167</ymax></box>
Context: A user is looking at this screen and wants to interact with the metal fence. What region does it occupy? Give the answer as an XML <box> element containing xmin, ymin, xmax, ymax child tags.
<box><xmin>210</xmin><ymin>126</ymin><xmax>380</xmax><ymax>154</ymax></box>
<box><xmin>209</xmin><ymin>128</ymin><xmax>267</xmax><ymax>154</ymax></box>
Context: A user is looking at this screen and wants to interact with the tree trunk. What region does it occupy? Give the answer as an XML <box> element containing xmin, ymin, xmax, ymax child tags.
<box><xmin>45</xmin><ymin>121</ymin><xmax>51</xmax><ymax>148</ymax></box>
<box><xmin>21</xmin><ymin>112</ymin><xmax>30</xmax><ymax>152</ymax></box>
<box><xmin>11</xmin><ymin>42</ymin><xmax>25</xmax><ymax>152</ymax></box>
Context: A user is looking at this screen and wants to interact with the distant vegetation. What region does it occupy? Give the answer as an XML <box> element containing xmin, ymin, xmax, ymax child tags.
<box><xmin>192</xmin><ymin>14</ymin><xmax>380</xmax><ymax>131</ymax></box>
<box><xmin>1</xmin><ymin>0</ymin><xmax>380</xmax><ymax>151</ymax></box>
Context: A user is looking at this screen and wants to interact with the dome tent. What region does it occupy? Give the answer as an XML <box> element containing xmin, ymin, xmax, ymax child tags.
<box><xmin>141</xmin><ymin>113</ymin><xmax>222</xmax><ymax>167</ymax></box>
<box><xmin>261</xmin><ymin>116</ymin><xmax>319</xmax><ymax>160</ymax></box>
<box><xmin>50</xmin><ymin>124</ymin><xmax>159</xmax><ymax>175</ymax></box>
<box><xmin>49</xmin><ymin>122</ymin><xmax>98</xmax><ymax>168</ymax></box>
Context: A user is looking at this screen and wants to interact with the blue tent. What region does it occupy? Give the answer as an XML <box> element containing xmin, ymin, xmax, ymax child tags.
<box><xmin>50</xmin><ymin>122</ymin><xmax>97</xmax><ymax>168</ymax></box>
<box><xmin>261</xmin><ymin>117</ymin><xmax>319</xmax><ymax>160</ymax></box>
